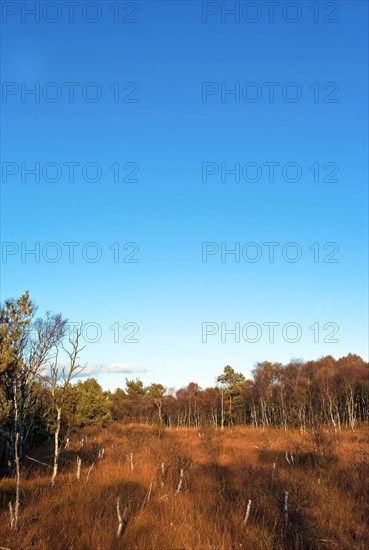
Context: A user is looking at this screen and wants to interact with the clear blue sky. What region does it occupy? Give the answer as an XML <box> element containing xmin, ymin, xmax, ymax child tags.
<box><xmin>1</xmin><ymin>1</ymin><xmax>368</xmax><ymax>390</ymax></box>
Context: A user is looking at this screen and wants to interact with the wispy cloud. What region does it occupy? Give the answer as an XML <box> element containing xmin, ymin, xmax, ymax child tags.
<box><xmin>77</xmin><ymin>363</ymin><xmax>148</xmax><ymax>377</ymax></box>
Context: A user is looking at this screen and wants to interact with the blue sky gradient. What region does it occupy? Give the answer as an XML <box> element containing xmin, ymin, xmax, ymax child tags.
<box><xmin>1</xmin><ymin>1</ymin><xmax>368</xmax><ymax>389</ymax></box>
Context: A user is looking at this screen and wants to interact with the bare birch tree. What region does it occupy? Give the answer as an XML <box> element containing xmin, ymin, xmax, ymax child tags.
<box><xmin>47</xmin><ymin>324</ymin><xmax>85</xmax><ymax>485</ymax></box>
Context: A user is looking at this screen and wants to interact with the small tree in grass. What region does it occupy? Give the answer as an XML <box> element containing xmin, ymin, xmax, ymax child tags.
<box><xmin>47</xmin><ymin>324</ymin><xmax>85</xmax><ymax>485</ymax></box>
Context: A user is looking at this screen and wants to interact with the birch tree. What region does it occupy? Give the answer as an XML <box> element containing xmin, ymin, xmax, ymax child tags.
<box><xmin>47</xmin><ymin>324</ymin><xmax>85</xmax><ymax>485</ymax></box>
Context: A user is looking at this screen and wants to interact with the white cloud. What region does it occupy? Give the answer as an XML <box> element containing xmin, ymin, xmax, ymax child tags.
<box><xmin>78</xmin><ymin>363</ymin><xmax>148</xmax><ymax>377</ymax></box>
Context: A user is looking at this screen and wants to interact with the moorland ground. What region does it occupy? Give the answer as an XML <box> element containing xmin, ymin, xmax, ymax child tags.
<box><xmin>1</xmin><ymin>425</ymin><xmax>369</xmax><ymax>550</ymax></box>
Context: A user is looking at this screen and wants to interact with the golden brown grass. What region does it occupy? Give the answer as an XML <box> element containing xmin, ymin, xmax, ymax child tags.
<box><xmin>1</xmin><ymin>425</ymin><xmax>369</xmax><ymax>549</ymax></box>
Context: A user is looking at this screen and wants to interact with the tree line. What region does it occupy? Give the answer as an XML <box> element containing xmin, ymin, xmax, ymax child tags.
<box><xmin>1</xmin><ymin>292</ymin><xmax>369</xmax><ymax>477</ymax></box>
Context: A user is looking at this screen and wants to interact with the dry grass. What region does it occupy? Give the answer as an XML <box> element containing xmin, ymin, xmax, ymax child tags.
<box><xmin>1</xmin><ymin>425</ymin><xmax>369</xmax><ymax>549</ymax></box>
